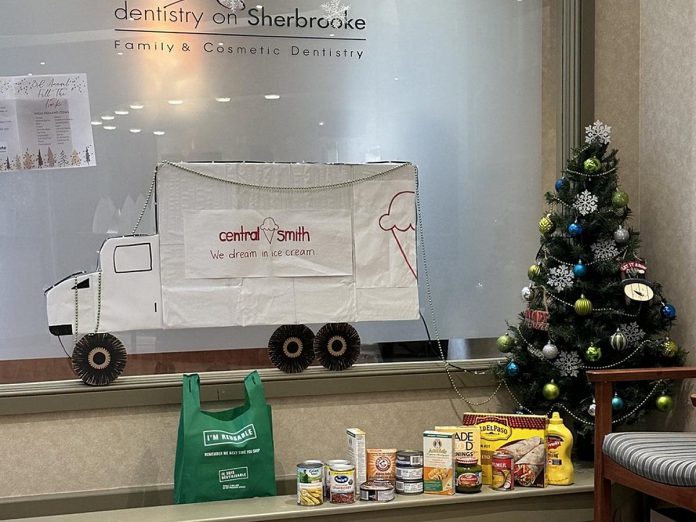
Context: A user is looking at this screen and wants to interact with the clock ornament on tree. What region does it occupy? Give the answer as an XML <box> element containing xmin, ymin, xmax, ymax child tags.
<box><xmin>492</xmin><ymin>120</ymin><xmax>686</xmax><ymax>446</ymax></box>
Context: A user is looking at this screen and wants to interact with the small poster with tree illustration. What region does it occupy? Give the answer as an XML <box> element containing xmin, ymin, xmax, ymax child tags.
<box><xmin>0</xmin><ymin>73</ymin><xmax>95</xmax><ymax>172</ymax></box>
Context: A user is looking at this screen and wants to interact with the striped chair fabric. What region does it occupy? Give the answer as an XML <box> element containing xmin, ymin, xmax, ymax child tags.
<box><xmin>603</xmin><ymin>432</ymin><xmax>696</xmax><ymax>487</ymax></box>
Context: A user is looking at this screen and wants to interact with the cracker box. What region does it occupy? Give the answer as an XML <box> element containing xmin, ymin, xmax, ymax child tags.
<box><xmin>347</xmin><ymin>428</ymin><xmax>366</xmax><ymax>493</ymax></box>
<box><xmin>461</xmin><ymin>413</ymin><xmax>548</xmax><ymax>488</ymax></box>
<box><xmin>423</xmin><ymin>431</ymin><xmax>455</xmax><ymax>495</ymax></box>
<box><xmin>434</xmin><ymin>426</ymin><xmax>481</xmax><ymax>465</ymax></box>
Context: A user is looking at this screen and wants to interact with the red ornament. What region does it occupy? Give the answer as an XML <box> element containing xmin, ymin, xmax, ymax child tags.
<box><xmin>524</xmin><ymin>308</ymin><xmax>550</xmax><ymax>331</ymax></box>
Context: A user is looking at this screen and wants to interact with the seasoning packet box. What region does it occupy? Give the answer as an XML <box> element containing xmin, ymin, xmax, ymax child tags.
<box><xmin>347</xmin><ymin>428</ymin><xmax>366</xmax><ymax>493</ymax></box>
<box><xmin>423</xmin><ymin>431</ymin><xmax>455</xmax><ymax>495</ymax></box>
<box><xmin>434</xmin><ymin>426</ymin><xmax>481</xmax><ymax>465</ymax></box>
<box><xmin>461</xmin><ymin>413</ymin><xmax>548</xmax><ymax>488</ymax></box>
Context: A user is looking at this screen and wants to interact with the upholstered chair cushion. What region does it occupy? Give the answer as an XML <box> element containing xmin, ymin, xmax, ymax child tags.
<box><xmin>603</xmin><ymin>432</ymin><xmax>696</xmax><ymax>486</ymax></box>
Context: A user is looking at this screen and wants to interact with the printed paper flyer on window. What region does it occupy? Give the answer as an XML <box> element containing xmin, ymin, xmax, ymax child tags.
<box><xmin>0</xmin><ymin>73</ymin><xmax>95</xmax><ymax>173</ymax></box>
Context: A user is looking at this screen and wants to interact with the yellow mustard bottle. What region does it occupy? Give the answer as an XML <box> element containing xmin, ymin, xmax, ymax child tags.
<box><xmin>546</xmin><ymin>412</ymin><xmax>574</xmax><ymax>485</ymax></box>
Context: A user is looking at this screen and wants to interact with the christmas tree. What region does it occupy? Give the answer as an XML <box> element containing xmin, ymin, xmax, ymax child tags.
<box><xmin>495</xmin><ymin>121</ymin><xmax>685</xmax><ymax>444</ymax></box>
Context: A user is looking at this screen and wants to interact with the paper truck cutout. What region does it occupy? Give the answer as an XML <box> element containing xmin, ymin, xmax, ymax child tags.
<box><xmin>46</xmin><ymin>162</ymin><xmax>419</xmax><ymax>336</ymax></box>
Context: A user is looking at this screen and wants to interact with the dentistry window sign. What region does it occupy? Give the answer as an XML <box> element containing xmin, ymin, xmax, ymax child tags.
<box><xmin>112</xmin><ymin>0</ymin><xmax>367</xmax><ymax>61</ymax></box>
<box><xmin>0</xmin><ymin>74</ymin><xmax>95</xmax><ymax>172</ymax></box>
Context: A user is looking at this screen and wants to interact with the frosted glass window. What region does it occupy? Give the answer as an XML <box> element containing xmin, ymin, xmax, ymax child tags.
<box><xmin>0</xmin><ymin>0</ymin><xmax>542</xmax><ymax>375</ymax></box>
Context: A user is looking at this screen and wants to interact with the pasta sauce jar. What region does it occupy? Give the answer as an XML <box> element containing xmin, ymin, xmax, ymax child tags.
<box><xmin>455</xmin><ymin>457</ymin><xmax>482</xmax><ymax>494</ymax></box>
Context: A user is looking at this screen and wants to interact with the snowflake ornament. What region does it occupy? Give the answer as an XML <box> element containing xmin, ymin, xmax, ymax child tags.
<box><xmin>573</xmin><ymin>189</ymin><xmax>599</xmax><ymax>216</ymax></box>
<box><xmin>547</xmin><ymin>265</ymin><xmax>575</xmax><ymax>292</ymax></box>
<box><xmin>321</xmin><ymin>0</ymin><xmax>351</xmax><ymax>21</ymax></box>
<box><xmin>591</xmin><ymin>239</ymin><xmax>620</xmax><ymax>261</ymax></box>
<box><xmin>554</xmin><ymin>351</ymin><xmax>583</xmax><ymax>377</ymax></box>
<box><xmin>620</xmin><ymin>322</ymin><xmax>646</xmax><ymax>346</ymax></box>
<box><xmin>218</xmin><ymin>0</ymin><xmax>246</xmax><ymax>11</ymax></box>
<box><xmin>585</xmin><ymin>120</ymin><xmax>612</xmax><ymax>145</ymax></box>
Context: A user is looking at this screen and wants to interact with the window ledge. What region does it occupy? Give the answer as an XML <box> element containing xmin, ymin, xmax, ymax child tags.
<box><xmin>0</xmin><ymin>359</ymin><xmax>503</xmax><ymax>416</ymax></box>
<box><xmin>12</xmin><ymin>466</ymin><xmax>594</xmax><ymax>522</ymax></box>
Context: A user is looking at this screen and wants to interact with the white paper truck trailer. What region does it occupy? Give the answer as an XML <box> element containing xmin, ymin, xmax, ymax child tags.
<box><xmin>45</xmin><ymin>161</ymin><xmax>419</xmax><ymax>385</ymax></box>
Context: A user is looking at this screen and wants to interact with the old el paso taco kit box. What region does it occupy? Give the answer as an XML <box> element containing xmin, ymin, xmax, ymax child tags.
<box><xmin>461</xmin><ymin>413</ymin><xmax>548</xmax><ymax>488</ymax></box>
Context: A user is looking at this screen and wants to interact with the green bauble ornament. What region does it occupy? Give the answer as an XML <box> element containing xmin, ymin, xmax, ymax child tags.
<box><xmin>496</xmin><ymin>334</ymin><xmax>515</xmax><ymax>353</ymax></box>
<box><xmin>539</xmin><ymin>214</ymin><xmax>555</xmax><ymax>235</ymax></box>
<box><xmin>655</xmin><ymin>394</ymin><xmax>674</xmax><ymax>412</ymax></box>
<box><xmin>574</xmin><ymin>294</ymin><xmax>593</xmax><ymax>316</ymax></box>
<box><xmin>612</xmin><ymin>190</ymin><xmax>629</xmax><ymax>208</ymax></box>
<box><xmin>542</xmin><ymin>381</ymin><xmax>560</xmax><ymax>400</ymax></box>
<box><xmin>583</xmin><ymin>157</ymin><xmax>601</xmax><ymax>173</ymax></box>
<box><xmin>663</xmin><ymin>338</ymin><xmax>679</xmax><ymax>358</ymax></box>
<box><xmin>528</xmin><ymin>263</ymin><xmax>542</xmax><ymax>280</ymax></box>
<box><xmin>585</xmin><ymin>344</ymin><xmax>602</xmax><ymax>362</ymax></box>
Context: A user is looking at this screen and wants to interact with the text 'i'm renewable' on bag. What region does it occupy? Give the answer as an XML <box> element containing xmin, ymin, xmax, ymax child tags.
<box><xmin>174</xmin><ymin>371</ymin><xmax>276</xmax><ymax>503</ymax></box>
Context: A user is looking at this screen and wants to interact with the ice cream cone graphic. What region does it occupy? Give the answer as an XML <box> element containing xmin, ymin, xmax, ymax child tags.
<box><xmin>260</xmin><ymin>217</ymin><xmax>279</xmax><ymax>244</ymax></box>
<box><xmin>379</xmin><ymin>191</ymin><xmax>417</xmax><ymax>279</ymax></box>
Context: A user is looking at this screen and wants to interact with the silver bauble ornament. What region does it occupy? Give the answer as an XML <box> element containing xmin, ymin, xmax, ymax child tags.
<box><xmin>588</xmin><ymin>400</ymin><xmax>596</xmax><ymax>417</ymax></box>
<box><xmin>542</xmin><ymin>342</ymin><xmax>559</xmax><ymax>360</ymax></box>
<box><xmin>521</xmin><ymin>286</ymin><xmax>533</xmax><ymax>302</ymax></box>
<box><xmin>610</xmin><ymin>329</ymin><xmax>627</xmax><ymax>351</ymax></box>
<box><xmin>614</xmin><ymin>226</ymin><xmax>630</xmax><ymax>244</ymax></box>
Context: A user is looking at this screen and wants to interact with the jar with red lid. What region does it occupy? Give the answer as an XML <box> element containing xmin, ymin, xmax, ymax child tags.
<box><xmin>455</xmin><ymin>457</ymin><xmax>482</xmax><ymax>494</ymax></box>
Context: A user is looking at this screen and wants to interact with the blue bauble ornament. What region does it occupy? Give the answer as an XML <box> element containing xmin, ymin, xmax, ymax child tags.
<box><xmin>661</xmin><ymin>303</ymin><xmax>677</xmax><ymax>320</ymax></box>
<box><xmin>568</xmin><ymin>222</ymin><xmax>583</xmax><ymax>237</ymax></box>
<box><xmin>555</xmin><ymin>178</ymin><xmax>568</xmax><ymax>192</ymax></box>
<box><xmin>505</xmin><ymin>361</ymin><xmax>520</xmax><ymax>377</ymax></box>
<box><xmin>611</xmin><ymin>393</ymin><xmax>625</xmax><ymax>412</ymax></box>
<box><xmin>573</xmin><ymin>261</ymin><xmax>588</xmax><ymax>278</ymax></box>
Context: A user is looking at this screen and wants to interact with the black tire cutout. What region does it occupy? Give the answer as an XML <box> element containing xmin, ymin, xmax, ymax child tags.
<box><xmin>314</xmin><ymin>323</ymin><xmax>361</xmax><ymax>371</ymax></box>
<box><xmin>268</xmin><ymin>324</ymin><xmax>315</xmax><ymax>373</ymax></box>
<box><xmin>71</xmin><ymin>333</ymin><xmax>127</xmax><ymax>386</ymax></box>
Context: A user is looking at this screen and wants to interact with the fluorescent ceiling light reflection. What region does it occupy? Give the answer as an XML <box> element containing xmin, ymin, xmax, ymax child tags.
<box><xmin>168</xmin><ymin>99</ymin><xmax>184</xmax><ymax>105</ymax></box>
<box><xmin>215</xmin><ymin>97</ymin><xmax>231</xmax><ymax>102</ymax></box>
<box><xmin>40</xmin><ymin>61</ymin><xmax>46</xmax><ymax>65</ymax></box>
<box><xmin>117</xmin><ymin>52</ymin><xmax>123</xmax><ymax>55</ymax></box>
<box><xmin>101</xmin><ymin>115</ymin><xmax>115</xmax><ymax>120</ymax></box>
<box><xmin>91</xmin><ymin>121</ymin><xmax>103</xmax><ymax>126</ymax></box>
<box><xmin>130</xmin><ymin>104</ymin><xmax>144</xmax><ymax>109</ymax></box>
<box><xmin>153</xmin><ymin>131</ymin><xmax>166</xmax><ymax>136</ymax></box>
<box><xmin>318</xmin><ymin>121</ymin><xmax>325</xmax><ymax>126</ymax></box>
<box><xmin>264</xmin><ymin>94</ymin><xmax>280</xmax><ymax>100</ymax></box>
<box><xmin>114</xmin><ymin>110</ymin><xmax>129</xmax><ymax>115</ymax></box>
<box><xmin>129</xmin><ymin>128</ymin><xmax>142</xmax><ymax>133</ymax></box>
<box><xmin>103</xmin><ymin>126</ymin><xmax>117</xmax><ymax>130</ymax></box>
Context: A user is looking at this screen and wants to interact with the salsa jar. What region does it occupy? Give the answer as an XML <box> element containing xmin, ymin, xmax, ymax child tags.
<box><xmin>455</xmin><ymin>457</ymin><xmax>482</xmax><ymax>494</ymax></box>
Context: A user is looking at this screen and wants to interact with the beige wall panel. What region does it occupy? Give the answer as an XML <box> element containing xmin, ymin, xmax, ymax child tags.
<box><xmin>595</xmin><ymin>0</ymin><xmax>640</xmax><ymax>222</ymax></box>
<box><xmin>639</xmin><ymin>0</ymin><xmax>696</xmax><ymax>432</ymax></box>
<box><xmin>0</xmin><ymin>387</ymin><xmax>510</xmax><ymax>499</ymax></box>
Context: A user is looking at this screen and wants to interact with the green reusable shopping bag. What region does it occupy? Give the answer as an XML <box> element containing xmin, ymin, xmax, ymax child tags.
<box><xmin>174</xmin><ymin>371</ymin><xmax>276</xmax><ymax>504</ymax></box>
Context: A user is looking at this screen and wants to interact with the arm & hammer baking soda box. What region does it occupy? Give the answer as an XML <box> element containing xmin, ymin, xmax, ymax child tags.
<box><xmin>423</xmin><ymin>431</ymin><xmax>455</xmax><ymax>495</ymax></box>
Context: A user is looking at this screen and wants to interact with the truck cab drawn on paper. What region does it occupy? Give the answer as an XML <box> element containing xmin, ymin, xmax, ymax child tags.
<box><xmin>45</xmin><ymin>161</ymin><xmax>419</xmax><ymax>385</ymax></box>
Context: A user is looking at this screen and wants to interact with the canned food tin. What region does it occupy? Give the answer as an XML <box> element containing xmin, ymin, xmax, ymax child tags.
<box><xmin>329</xmin><ymin>464</ymin><xmax>356</xmax><ymax>504</ymax></box>
<box><xmin>395</xmin><ymin>479</ymin><xmax>424</xmax><ymax>495</ymax></box>
<box><xmin>297</xmin><ymin>461</ymin><xmax>324</xmax><ymax>506</ymax></box>
<box><xmin>395</xmin><ymin>465</ymin><xmax>423</xmax><ymax>481</ymax></box>
<box><xmin>359</xmin><ymin>480</ymin><xmax>395</xmax><ymax>502</ymax></box>
<box><xmin>324</xmin><ymin>459</ymin><xmax>350</xmax><ymax>498</ymax></box>
<box><xmin>491</xmin><ymin>452</ymin><xmax>514</xmax><ymax>491</ymax></box>
<box><xmin>396</xmin><ymin>450</ymin><xmax>423</xmax><ymax>468</ymax></box>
